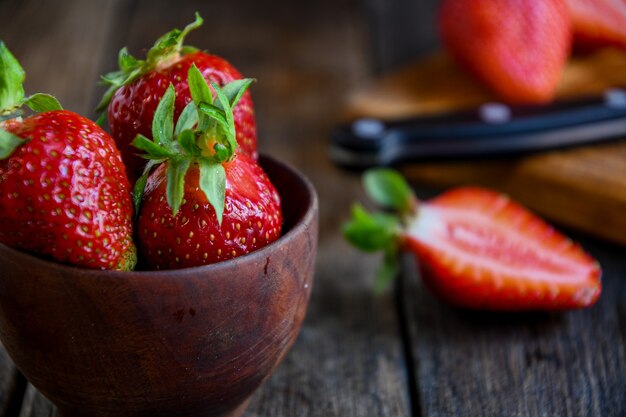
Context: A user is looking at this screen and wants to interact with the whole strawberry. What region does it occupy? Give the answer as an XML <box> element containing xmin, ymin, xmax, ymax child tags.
<box><xmin>344</xmin><ymin>169</ymin><xmax>601</xmax><ymax>311</ymax></box>
<box><xmin>97</xmin><ymin>13</ymin><xmax>257</xmax><ymax>182</ymax></box>
<box><xmin>133</xmin><ymin>66</ymin><xmax>281</xmax><ymax>269</ymax></box>
<box><xmin>0</xmin><ymin>42</ymin><xmax>136</xmax><ymax>270</ymax></box>
<box><xmin>439</xmin><ymin>0</ymin><xmax>571</xmax><ymax>103</ymax></box>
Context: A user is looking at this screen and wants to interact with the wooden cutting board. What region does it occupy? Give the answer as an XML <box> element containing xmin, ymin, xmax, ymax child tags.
<box><xmin>346</xmin><ymin>49</ymin><xmax>626</xmax><ymax>246</ymax></box>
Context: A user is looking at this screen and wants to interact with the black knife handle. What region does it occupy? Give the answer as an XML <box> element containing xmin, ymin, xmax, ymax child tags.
<box><xmin>330</xmin><ymin>89</ymin><xmax>626</xmax><ymax>169</ymax></box>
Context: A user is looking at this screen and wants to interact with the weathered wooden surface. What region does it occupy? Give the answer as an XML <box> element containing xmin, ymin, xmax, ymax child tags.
<box><xmin>1</xmin><ymin>0</ymin><xmax>625</xmax><ymax>416</ymax></box>
<box><xmin>400</xmin><ymin>234</ymin><xmax>626</xmax><ymax>417</ymax></box>
<box><xmin>363</xmin><ymin>0</ymin><xmax>441</xmax><ymax>73</ymax></box>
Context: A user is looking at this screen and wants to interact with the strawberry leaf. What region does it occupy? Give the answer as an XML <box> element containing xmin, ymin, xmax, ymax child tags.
<box><xmin>95</xmin><ymin>111</ymin><xmax>107</xmax><ymax>127</ymax></box>
<box><xmin>23</xmin><ymin>94</ymin><xmax>63</xmax><ymax>112</ymax></box>
<box><xmin>188</xmin><ymin>64</ymin><xmax>214</xmax><ymax>131</ymax></box>
<box><xmin>343</xmin><ymin>202</ymin><xmax>402</xmax><ymax>292</ymax></box>
<box><xmin>166</xmin><ymin>159</ymin><xmax>191</xmax><ymax>215</ymax></box>
<box><xmin>0</xmin><ymin>41</ymin><xmax>25</xmax><ymax>112</ymax></box>
<box><xmin>188</xmin><ymin>64</ymin><xmax>213</xmax><ymax>107</ymax></box>
<box><xmin>374</xmin><ymin>247</ymin><xmax>400</xmax><ymax>293</ymax></box>
<box><xmin>181</xmin><ymin>46</ymin><xmax>200</xmax><ymax>55</ymax></box>
<box><xmin>363</xmin><ymin>168</ymin><xmax>415</xmax><ymax>214</ymax></box>
<box><xmin>96</xmin><ymin>48</ymin><xmax>145</xmax><ymax>113</ymax></box>
<box><xmin>152</xmin><ymin>84</ymin><xmax>176</xmax><ymax>147</ymax></box>
<box><xmin>175</xmin><ymin>101</ymin><xmax>198</xmax><ymax>136</ymax></box>
<box><xmin>211</xmin><ymin>82</ymin><xmax>237</xmax><ymax>154</ymax></box>
<box><xmin>118</xmin><ymin>47</ymin><xmax>142</xmax><ymax>71</ymax></box>
<box><xmin>132</xmin><ymin>134</ymin><xmax>173</xmax><ymax>159</ymax></box>
<box><xmin>0</xmin><ymin>128</ymin><xmax>26</xmax><ymax>159</ymax></box>
<box><xmin>133</xmin><ymin>159</ymin><xmax>161</xmax><ymax>214</ymax></box>
<box><xmin>178</xmin><ymin>129</ymin><xmax>201</xmax><ymax>156</ymax></box>
<box><xmin>213</xmin><ymin>143</ymin><xmax>230</xmax><ymax>162</ymax></box>
<box><xmin>343</xmin><ymin>204</ymin><xmax>399</xmax><ymax>252</ymax></box>
<box><xmin>197</xmin><ymin>102</ymin><xmax>228</xmax><ymax>131</ymax></box>
<box><xmin>221</xmin><ymin>78</ymin><xmax>254</xmax><ymax>108</ymax></box>
<box><xmin>199</xmin><ymin>159</ymin><xmax>226</xmax><ymax>225</ymax></box>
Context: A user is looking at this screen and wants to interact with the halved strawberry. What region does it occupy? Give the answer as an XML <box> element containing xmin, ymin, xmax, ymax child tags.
<box><xmin>0</xmin><ymin>42</ymin><xmax>136</xmax><ymax>270</ymax></box>
<box><xmin>439</xmin><ymin>0</ymin><xmax>572</xmax><ymax>103</ymax></box>
<box><xmin>97</xmin><ymin>13</ymin><xmax>257</xmax><ymax>182</ymax></box>
<box><xmin>344</xmin><ymin>169</ymin><xmax>601</xmax><ymax>311</ymax></box>
<box><xmin>566</xmin><ymin>0</ymin><xmax>626</xmax><ymax>50</ymax></box>
<box><xmin>132</xmin><ymin>64</ymin><xmax>281</xmax><ymax>270</ymax></box>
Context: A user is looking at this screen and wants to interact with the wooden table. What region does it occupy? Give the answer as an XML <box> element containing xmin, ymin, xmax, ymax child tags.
<box><xmin>1</xmin><ymin>0</ymin><xmax>625</xmax><ymax>416</ymax></box>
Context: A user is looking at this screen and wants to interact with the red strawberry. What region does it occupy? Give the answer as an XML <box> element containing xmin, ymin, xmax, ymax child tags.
<box><xmin>138</xmin><ymin>155</ymin><xmax>281</xmax><ymax>269</ymax></box>
<box><xmin>344</xmin><ymin>169</ymin><xmax>601</xmax><ymax>311</ymax></box>
<box><xmin>439</xmin><ymin>0</ymin><xmax>572</xmax><ymax>103</ymax></box>
<box><xmin>566</xmin><ymin>0</ymin><xmax>626</xmax><ymax>50</ymax></box>
<box><xmin>97</xmin><ymin>13</ymin><xmax>257</xmax><ymax>182</ymax></box>
<box><xmin>131</xmin><ymin>67</ymin><xmax>281</xmax><ymax>270</ymax></box>
<box><xmin>0</xmin><ymin>43</ymin><xmax>136</xmax><ymax>270</ymax></box>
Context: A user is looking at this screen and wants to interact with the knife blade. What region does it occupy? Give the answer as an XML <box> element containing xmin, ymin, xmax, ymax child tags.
<box><xmin>330</xmin><ymin>88</ymin><xmax>626</xmax><ymax>169</ymax></box>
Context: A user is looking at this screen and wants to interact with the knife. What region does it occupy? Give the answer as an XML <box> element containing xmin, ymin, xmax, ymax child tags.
<box><xmin>330</xmin><ymin>88</ymin><xmax>626</xmax><ymax>169</ymax></box>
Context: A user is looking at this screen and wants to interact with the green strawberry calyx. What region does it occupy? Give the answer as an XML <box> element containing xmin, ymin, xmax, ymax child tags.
<box><xmin>343</xmin><ymin>169</ymin><xmax>418</xmax><ymax>291</ymax></box>
<box><xmin>0</xmin><ymin>40</ymin><xmax>63</xmax><ymax>159</ymax></box>
<box><xmin>96</xmin><ymin>12</ymin><xmax>203</xmax><ymax>117</ymax></box>
<box><xmin>132</xmin><ymin>63</ymin><xmax>253</xmax><ymax>225</ymax></box>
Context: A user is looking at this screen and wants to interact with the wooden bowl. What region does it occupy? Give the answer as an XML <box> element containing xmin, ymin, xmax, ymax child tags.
<box><xmin>0</xmin><ymin>155</ymin><xmax>318</xmax><ymax>417</ymax></box>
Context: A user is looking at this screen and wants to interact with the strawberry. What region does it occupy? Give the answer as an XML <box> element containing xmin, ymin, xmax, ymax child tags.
<box><xmin>132</xmin><ymin>65</ymin><xmax>281</xmax><ymax>270</ymax></box>
<box><xmin>344</xmin><ymin>169</ymin><xmax>601</xmax><ymax>311</ymax></box>
<box><xmin>97</xmin><ymin>13</ymin><xmax>257</xmax><ymax>182</ymax></box>
<box><xmin>0</xmin><ymin>42</ymin><xmax>136</xmax><ymax>270</ymax></box>
<box><xmin>439</xmin><ymin>0</ymin><xmax>572</xmax><ymax>103</ymax></box>
<box><xmin>565</xmin><ymin>0</ymin><xmax>626</xmax><ymax>50</ymax></box>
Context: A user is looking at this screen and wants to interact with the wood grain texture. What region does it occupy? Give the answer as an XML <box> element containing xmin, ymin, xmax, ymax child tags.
<box><xmin>0</xmin><ymin>0</ymin><xmax>128</xmax><ymax>116</ymax></box>
<box><xmin>362</xmin><ymin>0</ymin><xmax>441</xmax><ymax>73</ymax></box>
<box><xmin>400</xmin><ymin>233</ymin><xmax>626</xmax><ymax>417</ymax></box>
<box><xmin>346</xmin><ymin>50</ymin><xmax>626</xmax><ymax>246</ymax></box>
<box><xmin>347</xmin><ymin>50</ymin><xmax>626</xmax><ymax>118</ymax></box>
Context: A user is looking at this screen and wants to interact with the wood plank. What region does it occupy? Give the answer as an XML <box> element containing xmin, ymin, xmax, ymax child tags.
<box><xmin>345</xmin><ymin>50</ymin><xmax>626</xmax><ymax>246</ymax></box>
<box><xmin>0</xmin><ymin>0</ymin><xmax>128</xmax><ymax>116</ymax></box>
<box><xmin>400</xmin><ymin>233</ymin><xmax>626</xmax><ymax>416</ymax></box>
<box><xmin>347</xmin><ymin>50</ymin><xmax>626</xmax><ymax>119</ymax></box>
<box><xmin>5</xmin><ymin>0</ymin><xmax>413</xmax><ymax>415</ymax></box>
<box><xmin>362</xmin><ymin>0</ymin><xmax>441</xmax><ymax>73</ymax></box>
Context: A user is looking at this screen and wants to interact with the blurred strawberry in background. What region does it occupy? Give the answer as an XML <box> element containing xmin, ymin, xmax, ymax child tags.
<box><xmin>566</xmin><ymin>0</ymin><xmax>626</xmax><ymax>50</ymax></box>
<box><xmin>439</xmin><ymin>0</ymin><xmax>572</xmax><ymax>104</ymax></box>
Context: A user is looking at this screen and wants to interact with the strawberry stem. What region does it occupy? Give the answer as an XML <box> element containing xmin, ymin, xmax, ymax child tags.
<box><xmin>0</xmin><ymin>129</ymin><xmax>26</xmax><ymax>160</ymax></box>
<box><xmin>96</xmin><ymin>12</ymin><xmax>204</xmax><ymax>115</ymax></box>
<box><xmin>343</xmin><ymin>168</ymin><xmax>418</xmax><ymax>290</ymax></box>
<box><xmin>343</xmin><ymin>203</ymin><xmax>402</xmax><ymax>291</ymax></box>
